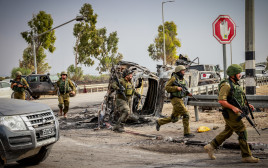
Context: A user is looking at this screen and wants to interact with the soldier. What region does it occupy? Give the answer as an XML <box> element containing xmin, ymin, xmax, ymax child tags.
<box><xmin>204</xmin><ymin>64</ymin><xmax>259</xmax><ymax>163</ymax></box>
<box><xmin>11</xmin><ymin>71</ymin><xmax>29</xmax><ymax>100</ymax></box>
<box><xmin>56</xmin><ymin>71</ymin><xmax>76</xmax><ymax>118</ymax></box>
<box><xmin>112</xmin><ymin>69</ymin><xmax>140</xmax><ymax>132</ymax></box>
<box><xmin>156</xmin><ymin>65</ymin><xmax>195</xmax><ymax>138</ymax></box>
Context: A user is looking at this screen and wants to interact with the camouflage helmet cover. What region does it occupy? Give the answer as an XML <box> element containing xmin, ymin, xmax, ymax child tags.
<box><xmin>61</xmin><ymin>71</ymin><xmax>67</xmax><ymax>76</ymax></box>
<box><xmin>15</xmin><ymin>71</ymin><xmax>22</xmax><ymax>76</ymax></box>
<box><xmin>175</xmin><ymin>65</ymin><xmax>186</xmax><ymax>73</ymax></box>
<box><xmin>227</xmin><ymin>64</ymin><xmax>243</xmax><ymax>76</ymax></box>
<box><xmin>122</xmin><ymin>69</ymin><xmax>133</xmax><ymax>78</ymax></box>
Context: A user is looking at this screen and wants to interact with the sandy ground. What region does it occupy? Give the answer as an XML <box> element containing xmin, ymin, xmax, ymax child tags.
<box><xmin>5</xmin><ymin>87</ymin><xmax>268</xmax><ymax>168</ymax></box>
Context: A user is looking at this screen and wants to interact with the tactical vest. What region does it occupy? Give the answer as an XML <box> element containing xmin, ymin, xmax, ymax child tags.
<box><xmin>13</xmin><ymin>78</ymin><xmax>26</xmax><ymax>92</ymax></box>
<box><xmin>171</xmin><ymin>76</ymin><xmax>187</xmax><ymax>98</ymax></box>
<box><xmin>125</xmin><ymin>81</ymin><xmax>134</xmax><ymax>96</ymax></box>
<box><xmin>59</xmin><ymin>79</ymin><xmax>70</xmax><ymax>94</ymax></box>
<box><xmin>218</xmin><ymin>79</ymin><xmax>245</xmax><ymax>106</ymax></box>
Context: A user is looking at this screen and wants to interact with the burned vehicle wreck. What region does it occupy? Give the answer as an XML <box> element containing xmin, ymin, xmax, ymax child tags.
<box><xmin>98</xmin><ymin>58</ymin><xmax>220</xmax><ymax>128</ymax></box>
<box><xmin>98</xmin><ymin>61</ymin><xmax>162</xmax><ymax>128</ymax></box>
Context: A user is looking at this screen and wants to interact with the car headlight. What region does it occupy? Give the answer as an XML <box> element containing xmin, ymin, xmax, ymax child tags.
<box><xmin>0</xmin><ymin>116</ymin><xmax>27</xmax><ymax>131</ymax></box>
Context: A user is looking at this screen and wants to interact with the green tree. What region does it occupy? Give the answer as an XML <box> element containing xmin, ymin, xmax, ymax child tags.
<box><xmin>21</xmin><ymin>11</ymin><xmax>56</xmax><ymax>73</ymax></box>
<box><xmin>19</xmin><ymin>46</ymin><xmax>51</xmax><ymax>74</ymax></box>
<box><xmin>73</xmin><ymin>3</ymin><xmax>101</xmax><ymax>67</ymax></box>
<box><xmin>67</xmin><ymin>64</ymin><xmax>83</xmax><ymax>82</ymax></box>
<box><xmin>73</xmin><ymin>3</ymin><xmax>123</xmax><ymax>73</ymax></box>
<box><xmin>96</xmin><ymin>28</ymin><xmax>123</xmax><ymax>73</ymax></box>
<box><xmin>11</xmin><ymin>67</ymin><xmax>31</xmax><ymax>79</ymax></box>
<box><xmin>148</xmin><ymin>21</ymin><xmax>181</xmax><ymax>65</ymax></box>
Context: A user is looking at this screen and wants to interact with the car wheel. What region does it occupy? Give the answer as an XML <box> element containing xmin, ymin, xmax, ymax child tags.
<box><xmin>17</xmin><ymin>147</ymin><xmax>51</xmax><ymax>166</ymax></box>
<box><xmin>32</xmin><ymin>95</ymin><xmax>40</xmax><ymax>99</ymax></box>
<box><xmin>25</xmin><ymin>90</ymin><xmax>31</xmax><ymax>100</ymax></box>
<box><xmin>11</xmin><ymin>92</ymin><xmax>15</xmax><ymax>99</ymax></box>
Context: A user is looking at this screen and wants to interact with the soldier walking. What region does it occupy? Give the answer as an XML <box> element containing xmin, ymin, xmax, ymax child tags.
<box><xmin>111</xmin><ymin>69</ymin><xmax>140</xmax><ymax>132</ymax></box>
<box><xmin>156</xmin><ymin>65</ymin><xmax>195</xmax><ymax>138</ymax></box>
<box><xmin>204</xmin><ymin>64</ymin><xmax>259</xmax><ymax>163</ymax></box>
<box><xmin>56</xmin><ymin>71</ymin><xmax>76</xmax><ymax>118</ymax></box>
<box><xmin>11</xmin><ymin>71</ymin><xmax>29</xmax><ymax>100</ymax></box>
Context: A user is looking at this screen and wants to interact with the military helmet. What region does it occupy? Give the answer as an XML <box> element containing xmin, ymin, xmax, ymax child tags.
<box><xmin>227</xmin><ymin>64</ymin><xmax>243</xmax><ymax>76</ymax></box>
<box><xmin>175</xmin><ymin>65</ymin><xmax>186</xmax><ymax>73</ymax></box>
<box><xmin>122</xmin><ymin>69</ymin><xmax>133</xmax><ymax>78</ymax></box>
<box><xmin>61</xmin><ymin>71</ymin><xmax>67</xmax><ymax>76</ymax></box>
<box><xmin>15</xmin><ymin>71</ymin><xmax>22</xmax><ymax>77</ymax></box>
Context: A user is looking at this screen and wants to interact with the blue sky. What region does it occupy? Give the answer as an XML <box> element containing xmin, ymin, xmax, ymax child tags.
<box><xmin>0</xmin><ymin>0</ymin><xmax>267</xmax><ymax>76</ymax></box>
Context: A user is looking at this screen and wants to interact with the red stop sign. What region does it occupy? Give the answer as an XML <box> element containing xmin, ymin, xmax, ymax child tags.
<box><xmin>212</xmin><ymin>15</ymin><xmax>236</xmax><ymax>44</ymax></box>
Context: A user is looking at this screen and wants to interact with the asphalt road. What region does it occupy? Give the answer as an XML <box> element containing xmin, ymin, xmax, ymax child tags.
<box><xmin>5</xmin><ymin>92</ymin><xmax>268</xmax><ymax>168</ymax></box>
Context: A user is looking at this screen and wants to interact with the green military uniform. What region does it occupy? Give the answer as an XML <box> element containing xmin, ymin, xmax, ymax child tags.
<box><xmin>157</xmin><ymin>74</ymin><xmax>191</xmax><ymax>135</ymax></box>
<box><xmin>210</xmin><ymin>79</ymin><xmax>252</xmax><ymax>158</ymax></box>
<box><xmin>12</xmin><ymin>78</ymin><xmax>29</xmax><ymax>100</ymax></box>
<box><xmin>112</xmin><ymin>76</ymin><xmax>138</xmax><ymax>131</ymax></box>
<box><xmin>56</xmin><ymin>78</ymin><xmax>76</xmax><ymax>114</ymax></box>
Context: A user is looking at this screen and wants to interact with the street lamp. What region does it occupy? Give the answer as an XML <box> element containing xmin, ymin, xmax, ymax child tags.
<box><xmin>162</xmin><ymin>0</ymin><xmax>174</xmax><ymax>66</ymax></box>
<box><xmin>31</xmin><ymin>15</ymin><xmax>85</xmax><ymax>74</ymax></box>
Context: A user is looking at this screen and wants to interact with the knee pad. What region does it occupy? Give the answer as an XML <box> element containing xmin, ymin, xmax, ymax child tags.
<box><xmin>171</xmin><ymin>114</ymin><xmax>179</xmax><ymax>123</ymax></box>
<box><xmin>58</xmin><ymin>104</ymin><xmax>63</xmax><ymax>109</ymax></box>
<box><xmin>237</xmin><ymin>130</ymin><xmax>247</xmax><ymax>141</ymax></box>
<box><xmin>183</xmin><ymin>113</ymin><xmax>189</xmax><ymax>119</ymax></box>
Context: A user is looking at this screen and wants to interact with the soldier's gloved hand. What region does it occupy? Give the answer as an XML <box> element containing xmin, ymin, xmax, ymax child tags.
<box><xmin>177</xmin><ymin>87</ymin><xmax>182</xmax><ymax>91</ymax></box>
<box><xmin>18</xmin><ymin>84</ymin><xmax>23</xmax><ymax>87</ymax></box>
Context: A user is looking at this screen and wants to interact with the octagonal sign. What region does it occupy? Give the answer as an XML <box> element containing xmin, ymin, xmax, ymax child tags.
<box><xmin>212</xmin><ymin>15</ymin><xmax>236</xmax><ymax>44</ymax></box>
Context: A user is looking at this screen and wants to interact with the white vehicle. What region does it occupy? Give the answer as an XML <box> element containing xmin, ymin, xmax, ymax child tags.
<box><xmin>0</xmin><ymin>81</ymin><xmax>13</xmax><ymax>98</ymax></box>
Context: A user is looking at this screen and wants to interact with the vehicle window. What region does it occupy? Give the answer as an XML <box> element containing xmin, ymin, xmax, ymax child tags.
<box><xmin>29</xmin><ymin>76</ymin><xmax>38</xmax><ymax>82</ymax></box>
<box><xmin>40</xmin><ymin>76</ymin><xmax>49</xmax><ymax>82</ymax></box>
<box><xmin>1</xmin><ymin>82</ymin><xmax>10</xmax><ymax>88</ymax></box>
<box><xmin>189</xmin><ymin>65</ymin><xmax>204</xmax><ymax>71</ymax></box>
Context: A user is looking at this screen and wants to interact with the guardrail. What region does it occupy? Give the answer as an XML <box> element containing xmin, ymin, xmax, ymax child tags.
<box><xmin>187</xmin><ymin>95</ymin><xmax>268</xmax><ymax>121</ymax></box>
<box><xmin>78</xmin><ymin>83</ymin><xmax>109</xmax><ymax>93</ymax></box>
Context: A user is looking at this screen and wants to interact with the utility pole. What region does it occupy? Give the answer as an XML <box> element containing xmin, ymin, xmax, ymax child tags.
<box><xmin>162</xmin><ymin>1</ymin><xmax>174</xmax><ymax>66</ymax></box>
<box><xmin>31</xmin><ymin>15</ymin><xmax>85</xmax><ymax>74</ymax></box>
<box><xmin>245</xmin><ymin>0</ymin><xmax>256</xmax><ymax>95</ymax></box>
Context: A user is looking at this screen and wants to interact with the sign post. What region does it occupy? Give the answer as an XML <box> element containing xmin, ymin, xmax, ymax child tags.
<box><xmin>212</xmin><ymin>15</ymin><xmax>236</xmax><ymax>78</ymax></box>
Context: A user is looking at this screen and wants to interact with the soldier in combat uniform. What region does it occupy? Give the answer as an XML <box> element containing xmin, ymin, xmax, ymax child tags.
<box><xmin>204</xmin><ymin>64</ymin><xmax>259</xmax><ymax>163</ymax></box>
<box><xmin>156</xmin><ymin>65</ymin><xmax>195</xmax><ymax>138</ymax></box>
<box><xmin>111</xmin><ymin>69</ymin><xmax>141</xmax><ymax>132</ymax></box>
<box><xmin>56</xmin><ymin>71</ymin><xmax>76</xmax><ymax>118</ymax></box>
<box><xmin>10</xmin><ymin>71</ymin><xmax>29</xmax><ymax>100</ymax></box>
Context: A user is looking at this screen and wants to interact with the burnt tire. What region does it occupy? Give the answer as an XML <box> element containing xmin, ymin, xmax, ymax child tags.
<box><xmin>17</xmin><ymin>147</ymin><xmax>51</xmax><ymax>166</ymax></box>
<box><xmin>32</xmin><ymin>95</ymin><xmax>40</xmax><ymax>99</ymax></box>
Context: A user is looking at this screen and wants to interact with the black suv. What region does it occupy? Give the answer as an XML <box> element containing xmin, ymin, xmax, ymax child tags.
<box><xmin>0</xmin><ymin>98</ymin><xmax>59</xmax><ymax>167</ymax></box>
<box><xmin>11</xmin><ymin>74</ymin><xmax>77</xmax><ymax>99</ymax></box>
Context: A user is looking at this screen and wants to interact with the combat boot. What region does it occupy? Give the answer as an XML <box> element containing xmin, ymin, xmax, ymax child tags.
<box><xmin>156</xmin><ymin>120</ymin><xmax>160</xmax><ymax>131</ymax></box>
<box><xmin>242</xmin><ymin>156</ymin><xmax>259</xmax><ymax>163</ymax></box>
<box><xmin>204</xmin><ymin>144</ymin><xmax>216</xmax><ymax>160</ymax></box>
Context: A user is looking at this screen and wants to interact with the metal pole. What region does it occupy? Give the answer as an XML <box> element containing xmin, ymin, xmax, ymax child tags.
<box><xmin>162</xmin><ymin>2</ymin><xmax>166</xmax><ymax>66</ymax></box>
<box><xmin>32</xmin><ymin>37</ymin><xmax>37</xmax><ymax>74</ymax></box>
<box><xmin>30</xmin><ymin>16</ymin><xmax>84</xmax><ymax>73</ymax></box>
<box><xmin>223</xmin><ymin>44</ymin><xmax>227</xmax><ymax>79</ymax></box>
<box><xmin>245</xmin><ymin>0</ymin><xmax>256</xmax><ymax>95</ymax></box>
<box><xmin>162</xmin><ymin>1</ymin><xmax>174</xmax><ymax>66</ymax></box>
<box><xmin>230</xmin><ymin>42</ymin><xmax>232</xmax><ymax>65</ymax></box>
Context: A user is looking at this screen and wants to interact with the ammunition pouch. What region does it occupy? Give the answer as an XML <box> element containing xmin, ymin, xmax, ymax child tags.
<box><xmin>220</xmin><ymin>109</ymin><xmax>229</xmax><ymax>119</ymax></box>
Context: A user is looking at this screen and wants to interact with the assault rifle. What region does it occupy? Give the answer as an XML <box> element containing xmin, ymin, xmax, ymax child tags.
<box><xmin>173</xmin><ymin>80</ymin><xmax>198</xmax><ymax>101</ymax></box>
<box><xmin>10</xmin><ymin>80</ymin><xmax>33</xmax><ymax>95</ymax></box>
<box><xmin>231</xmin><ymin>96</ymin><xmax>260</xmax><ymax>136</ymax></box>
<box><xmin>111</xmin><ymin>66</ymin><xmax>127</xmax><ymax>101</ymax></box>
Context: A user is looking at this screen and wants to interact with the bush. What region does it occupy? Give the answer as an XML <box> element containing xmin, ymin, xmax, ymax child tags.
<box><xmin>11</xmin><ymin>67</ymin><xmax>32</xmax><ymax>78</ymax></box>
